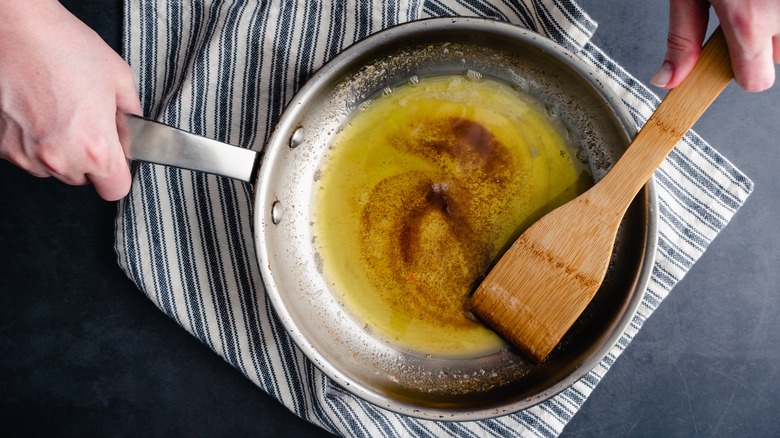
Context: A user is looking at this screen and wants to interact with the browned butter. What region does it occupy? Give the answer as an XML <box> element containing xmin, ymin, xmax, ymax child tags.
<box><xmin>313</xmin><ymin>75</ymin><xmax>589</xmax><ymax>357</ymax></box>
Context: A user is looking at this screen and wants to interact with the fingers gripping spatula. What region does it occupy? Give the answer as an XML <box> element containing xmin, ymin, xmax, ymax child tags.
<box><xmin>468</xmin><ymin>27</ymin><xmax>733</xmax><ymax>362</ymax></box>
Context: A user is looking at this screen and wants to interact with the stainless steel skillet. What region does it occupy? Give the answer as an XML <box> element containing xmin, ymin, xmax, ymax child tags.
<box><xmin>125</xmin><ymin>17</ymin><xmax>657</xmax><ymax>420</ymax></box>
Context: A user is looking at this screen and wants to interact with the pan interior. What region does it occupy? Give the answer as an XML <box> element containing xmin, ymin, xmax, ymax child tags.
<box><xmin>313</xmin><ymin>73</ymin><xmax>596</xmax><ymax>360</ymax></box>
<box><xmin>255</xmin><ymin>18</ymin><xmax>655</xmax><ymax>420</ymax></box>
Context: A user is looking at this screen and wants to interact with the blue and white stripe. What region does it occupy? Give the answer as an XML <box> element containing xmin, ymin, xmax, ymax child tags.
<box><xmin>116</xmin><ymin>1</ymin><xmax>752</xmax><ymax>436</ymax></box>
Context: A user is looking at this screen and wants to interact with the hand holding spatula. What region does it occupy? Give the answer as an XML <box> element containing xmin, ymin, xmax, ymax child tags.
<box><xmin>468</xmin><ymin>27</ymin><xmax>734</xmax><ymax>362</ymax></box>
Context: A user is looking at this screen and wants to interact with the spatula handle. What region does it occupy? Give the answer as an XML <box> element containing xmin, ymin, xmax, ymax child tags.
<box><xmin>599</xmin><ymin>27</ymin><xmax>733</xmax><ymax>208</ymax></box>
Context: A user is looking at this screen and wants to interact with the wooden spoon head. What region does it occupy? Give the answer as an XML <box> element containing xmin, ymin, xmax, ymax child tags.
<box><xmin>468</xmin><ymin>195</ymin><xmax>622</xmax><ymax>362</ymax></box>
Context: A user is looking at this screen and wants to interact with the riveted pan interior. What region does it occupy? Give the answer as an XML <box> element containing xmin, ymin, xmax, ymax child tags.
<box><xmin>254</xmin><ymin>18</ymin><xmax>656</xmax><ymax>420</ymax></box>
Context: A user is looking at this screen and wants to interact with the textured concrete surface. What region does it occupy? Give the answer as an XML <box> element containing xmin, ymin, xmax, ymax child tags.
<box><xmin>1</xmin><ymin>1</ymin><xmax>778</xmax><ymax>436</ymax></box>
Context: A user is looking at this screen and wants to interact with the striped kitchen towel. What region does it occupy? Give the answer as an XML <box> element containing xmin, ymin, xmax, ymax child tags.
<box><xmin>115</xmin><ymin>1</ymin><xmax>753</xmax><ymax>436</ymax></box>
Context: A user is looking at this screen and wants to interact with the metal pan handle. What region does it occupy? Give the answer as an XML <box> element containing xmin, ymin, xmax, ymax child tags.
<box><xmin>122</xmin><ymin>114</ymin><xmax>258</xmax><ymax>183</ymax></box>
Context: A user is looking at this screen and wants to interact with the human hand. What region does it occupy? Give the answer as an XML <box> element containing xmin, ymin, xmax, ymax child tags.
<box><xmin>0</xmin><ymin>0</ymin><xmax>141</xmax><ymax>201</ymax></box>
<box><xmin>651</xmin><ymin>0</ymin><xmax>780</xmax><ymax>92</ymax></box>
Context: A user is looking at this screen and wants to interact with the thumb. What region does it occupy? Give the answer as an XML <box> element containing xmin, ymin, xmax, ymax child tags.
<box><xmin>115</xmin><ymin>61</ymin><xmax>142</xmax><ymax>116</ymax></box>
<box><xmin>652</xmin><ymin>0</ymin><xmax>711</xmax><ymax>89</ymax></box>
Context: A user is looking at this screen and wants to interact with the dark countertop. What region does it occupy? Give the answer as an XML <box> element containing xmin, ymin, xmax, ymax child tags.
<box><xmin>2</xmin><ymin>1</ymin><xmax>778</xmax><ymax>436</ymax></box>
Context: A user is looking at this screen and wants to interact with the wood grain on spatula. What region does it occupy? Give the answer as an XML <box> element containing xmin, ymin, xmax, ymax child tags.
<box><xmin>468</xmin><ymin>27</ymin><xmax>733</xmax><ymax>362</ymax></box>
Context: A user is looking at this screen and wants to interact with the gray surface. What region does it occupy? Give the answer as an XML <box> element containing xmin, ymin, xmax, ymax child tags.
<box><xmin>0</xmin><ymin>1</ymin><xmax>778</xmax><ymax>436</ymax></box>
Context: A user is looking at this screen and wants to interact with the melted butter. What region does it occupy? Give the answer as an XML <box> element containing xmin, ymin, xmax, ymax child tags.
<box><xmin>314</xmin><ymin>75</ymin><xmax>590</xmax><ymax>357</ymax></box>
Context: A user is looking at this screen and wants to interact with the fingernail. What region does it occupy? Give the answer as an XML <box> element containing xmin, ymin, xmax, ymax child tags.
<box><xmin>650</xmin><ymin>61</ymin><xmax>673</xmax><ymax>88</ymax></box>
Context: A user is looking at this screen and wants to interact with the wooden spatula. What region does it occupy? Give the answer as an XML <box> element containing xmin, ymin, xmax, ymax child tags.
<box><xmin>468</xmin><ymin>27</ymin><xmax>733</xmax><ymax>362</ymax></box>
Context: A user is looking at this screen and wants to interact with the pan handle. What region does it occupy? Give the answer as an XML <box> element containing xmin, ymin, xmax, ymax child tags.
<box><xmin>122</xmin><ymin>114</ymin><xmax>258</xmax><ymax>183</ymax></box>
